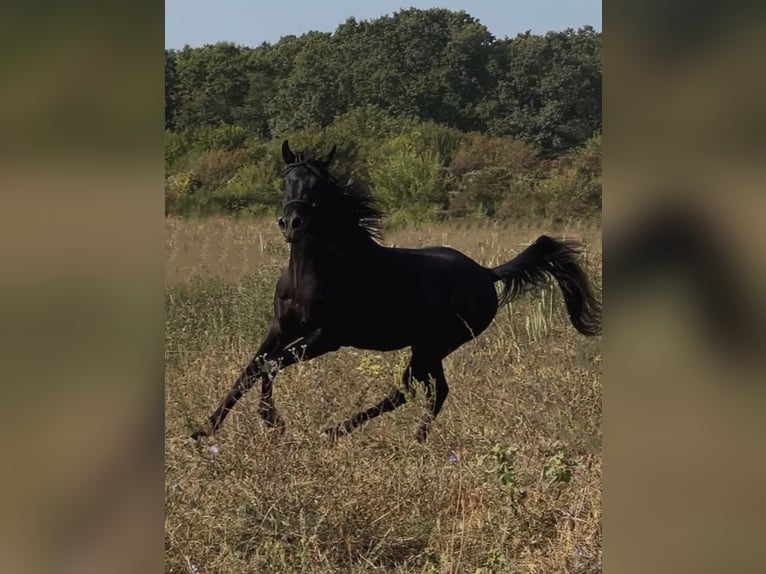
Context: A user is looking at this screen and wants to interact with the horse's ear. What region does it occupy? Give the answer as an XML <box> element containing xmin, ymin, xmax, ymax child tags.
<box><xmin>281</xmin><ymin>139</ymin><xmax>296</xmax><ymax>165</ymax></box>
<box><xmin>323</xmin><ymin>144</ymin><xmax>337</xmax><ymax>167</ymax></box>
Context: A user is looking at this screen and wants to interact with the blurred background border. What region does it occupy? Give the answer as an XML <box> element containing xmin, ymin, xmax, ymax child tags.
<box><xmin>0</xmin><ymin>1</ymin><xmax>764</xmax><ymax>572</ymax></box>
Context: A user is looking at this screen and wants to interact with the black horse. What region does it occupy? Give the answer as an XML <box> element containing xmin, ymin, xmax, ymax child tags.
<box><xmin>191</xmin><ymin>140</ymin><xmax>601</xmax><ymax>442</ymax></box>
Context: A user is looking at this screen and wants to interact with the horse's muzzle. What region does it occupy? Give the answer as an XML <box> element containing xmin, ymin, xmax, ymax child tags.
<box><xmin>277</xmin><ymin>214</ymin><xmax>304</xmax><ymax>242</ymax></box>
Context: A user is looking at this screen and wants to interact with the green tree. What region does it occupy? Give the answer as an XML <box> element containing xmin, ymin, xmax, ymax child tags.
<box><xmin>488</xmin><ymin>27</ymin><xmax>602</xmax><ymax>153</ymax></box>
<box><xmin>267</xmin><ymin>32</ymin><xmax>345</xmax><ymax>134</ymax></box>
<box><xmin>173</xmin><ymin>42</ymin><xmax>253</xmax><ymax>128</ymax></box>
<box><xmin>165</xmin><ymin>12</ymin><xmax>601</xmax><ymax>151</ymax></box>
<box><xmin>165</xmin><ymin>49</ymin><xmax>177</xmax><ymax>129</ymax></box>
<box><xmin>333</xmin><ymin>9</ymin><xmax>496</xmax><ymax>131</ymax></box>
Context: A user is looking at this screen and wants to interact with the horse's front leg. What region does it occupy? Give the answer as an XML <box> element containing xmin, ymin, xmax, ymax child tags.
<box><xmin>191</xmin><ymin>323</ymin><xmax>282</xmax><ymax>440</ymax></box>
<box><xmin>191</xmin><ymin>327</ymin><xmax>336</xmax><ymax>440</ymax></box>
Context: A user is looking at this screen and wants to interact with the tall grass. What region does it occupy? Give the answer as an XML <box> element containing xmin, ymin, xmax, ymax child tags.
<box><xmin>165</xmin><ymin>217</ymin><xmax>602</xmax><ymax>573</ymax></box>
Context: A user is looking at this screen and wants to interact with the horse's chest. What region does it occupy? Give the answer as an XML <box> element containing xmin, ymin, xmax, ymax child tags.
<box><xmin>276</xmin><ymin>285</ymin><xmax>334</xmax><ymax>328</ymax></box>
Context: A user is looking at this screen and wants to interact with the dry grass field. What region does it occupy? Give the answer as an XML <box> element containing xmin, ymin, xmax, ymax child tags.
<box><xmin>165</xmin><ymin>217</ymin><xmax>602</xmax><ymax>573</ymax></box>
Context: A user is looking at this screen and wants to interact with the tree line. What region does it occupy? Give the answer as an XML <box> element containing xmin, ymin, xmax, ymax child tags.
<box><xmin>165</xmin><ymin>8</ymin><xmax>601</xmax><ymax>223</ymax></box>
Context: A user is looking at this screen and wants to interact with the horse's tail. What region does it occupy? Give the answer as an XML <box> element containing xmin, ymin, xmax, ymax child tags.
<box><xmin>490</xmin><ymin>235</ymin><xmax>601</xmax><ymax>336</ymax></box>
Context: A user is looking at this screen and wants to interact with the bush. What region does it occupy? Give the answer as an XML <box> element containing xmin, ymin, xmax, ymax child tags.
<box><xmin>409</xmin><ymin>121</ymin><xmax>466</xmax><ymax>165</ymax></box>
<box><xmin>447</xmin><ymin>135</ymin><xmax>539</xmax><ymax>218</ymax></box>
<box><xmin>538</xmin><ymin>133</ymin><xmax>601</xmax><ymax>221</ymax></box>
<box><xmin>165</xmin><ymin>171</ymin><xmax>200</xmax><ymax>214</ymax></box>
<box><xmin>165</xmin><ymin>131</ymin><xmax>190</xmax><ymax>171</ymax></box>
<box><xmin>449</xmin><ymin>134</ymin><xmax>538</xmax><ymax>178</ymax></box>
<box><xmin>190</xmin><ymin>124</ymin><xmax>250</xmax><ymax>151</ymax></box>
<box><xmin>329</xmin><ymin>106</ymin><xmax>406</xmax><ymax>144</ymax></box>
<box><xmin>212</xmin><ymin>161</ymin><xmax>282</xmax><ymax>216</ymax></box>
<box><xmin>193</xmin><ymin>149</ymin><xmax>246</xmax><ymax>188</ymax></box>
<box><xmin>166</xmin><ymin>125</ymin><xmax>254</xmax><ymax>190</ymax></box>
<box><xmin>163</xmin><ymin>123</ymin><xmax>601</xmax><ymax>221</ymax></box>
<box><xmin>368</xmin><ymin>134</ymin><xmax>453</xmax><ymax>223</ymax></box>
<box><xmin>448</xmin><ymin>166</ymin><xmax>509</xmax><ymax>217</ymax></box>
<box><xmin>495</xmin><ymin>175</ymin><xmax>545</xmax><ymax>219</ymax></box>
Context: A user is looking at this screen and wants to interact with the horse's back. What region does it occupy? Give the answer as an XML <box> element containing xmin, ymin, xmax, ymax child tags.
<box><xmin>385</xmin><ymin>244</ymin><xmax>495</xmax><ymax>293</ymax></box>
<box><xmin>335</xmin><ymin>244</ymin><xmax>499</xmax><ymax>352</ymax></box>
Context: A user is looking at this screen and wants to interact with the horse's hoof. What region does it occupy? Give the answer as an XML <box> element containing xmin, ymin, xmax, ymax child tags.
<box><xmin>190</xmin><ymin>423</ymin><xmax>213</xmax><ymax>441</ymax></box>
<box><xmin>321</xmin><ymin>426</ymin><xmax>346</xmax><ymax>442</ymax></box>
<box><xmin>269</xmin><ymin>421</ymin><xmax>287</xmax><ymax>437</ymax></box>
<box><xmin>263</xmin><ymin>415</ymin><xmax>286</xmax><ymax>436</ymax></box>
<box><xmin>260</xmin><ymin>408</ymin><xmax>285</xmax><ymax>429</ymax></box>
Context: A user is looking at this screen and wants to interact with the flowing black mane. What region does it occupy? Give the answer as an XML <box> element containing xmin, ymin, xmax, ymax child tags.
<box><xmin>285</xmin><ymin>148</ymin><xmax>384</xmax><ymax>243</ymax></box>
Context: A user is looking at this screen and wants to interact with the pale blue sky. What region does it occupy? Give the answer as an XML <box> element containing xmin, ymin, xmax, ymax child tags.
<box><xmin>165</xmin><ymin>0</ymin><xmax>601</xmax><ymax>49</ymax></box>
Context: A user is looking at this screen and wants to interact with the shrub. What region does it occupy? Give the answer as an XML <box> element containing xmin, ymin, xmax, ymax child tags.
<box><xmin>190</xmin><ymin>124</ymin><xmax>250</xmax><ymax>151</ymax></box>
<box><xmin>193</xmin><ymin>149</ymin><xmax>246</xmax><ymax>188</ymax></box>
<box><xmin>165</xmin><ymin>131</ymin><xmax>190</xmax><ymax>171</ymax></box>
<box><xmin>449</xmin><ymin>134</ymin><xmax>538</xmax><ymax>178</ymax></box>
<box><xmin>409</xmin><ymin>121</ymin><xmax>466</xmax><ymax>165</ymax></box>
<box><xmin>212</xmin><ymin>161</ymin><xmax>282</xmax><ymax>216</ymax></box>
<box><xmin>448</xmin><ymin>166</ymin><xmax>510</xmax><ymax>218</ymax></box>
<box><xmin>163</xmin><ymin>123</ymin><xmax>601</xmax><ymax>221</ymax></box>
<box><xmin>368</xmin><ymin>134</ymin><xmax>453</xmax><ymax>223</ymax></box>
<box><xmin>165</xmin><ymin>171</ymin><xmax>200</xmax><ymax>214</ymax></box>
<box><xmin>537</xmin><ymin>133</ymin><xmax>601</xmax><ymax>221</ymax></box>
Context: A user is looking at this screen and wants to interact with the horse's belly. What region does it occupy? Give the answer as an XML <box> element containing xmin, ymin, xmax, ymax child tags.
<box><xmin>334</xmin><ymin>303</ymin><xmax>494</xmax><ymax>353</ymax></box>
<box><xmin>336</xmin><ymin>318</ymin><xmax>414</xmax><ymax>352</ymax></box>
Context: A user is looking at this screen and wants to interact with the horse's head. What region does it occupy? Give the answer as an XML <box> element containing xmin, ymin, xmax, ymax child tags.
<box><xmin>278</xmin><ymin>139</ymin><xmax>336</xmax><ymax>243</ymax></box>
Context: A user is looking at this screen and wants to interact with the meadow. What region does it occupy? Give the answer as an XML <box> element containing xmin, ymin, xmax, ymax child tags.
<box><xmin>165</xmin><ymin>216</ymin><xmax>602</xmax><ymax>573</ymax></box>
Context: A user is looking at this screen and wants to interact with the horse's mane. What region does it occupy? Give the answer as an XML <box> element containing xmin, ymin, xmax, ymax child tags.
<box><xmin>287</xmin><ymin>148</ymin><xmax>384</xmax><ymax>243</ymax></box>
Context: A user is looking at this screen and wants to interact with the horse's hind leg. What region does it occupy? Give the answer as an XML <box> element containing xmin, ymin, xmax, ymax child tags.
<box><xmin>414</xmin><ymin>359</ymin><xmax>449</xmax><ymax>443</ymax></box>
<box><xmin>323</xmin><ymin>357</ymin><xmax>418</xmax><ymax>440</ymax></box>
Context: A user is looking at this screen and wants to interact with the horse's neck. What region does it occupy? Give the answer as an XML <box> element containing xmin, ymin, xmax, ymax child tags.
<box><xmin>287</xmin><ymin>241</ymin><xmax>335</xmax><ymax>282</ymax></box>
<box><xmin>288</xmin><ymin>242</ymin><xmax>313</xmax><ymax>275</ymax></box>
<box><xmin>287</xmin><ymin>236</ymin><xmax>373</xmax><ymax>283</ymax></box>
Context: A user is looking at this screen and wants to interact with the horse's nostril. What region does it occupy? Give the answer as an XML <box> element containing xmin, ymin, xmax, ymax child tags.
<box><xmin>277</xmin><ymin>217</ymin><xmax>286</xmax><ymax>230</ymax></box>
<box><xmin>292</xmin><ymin>216</ymin><xmax>303</xmax><ymax>230</ymax></box>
